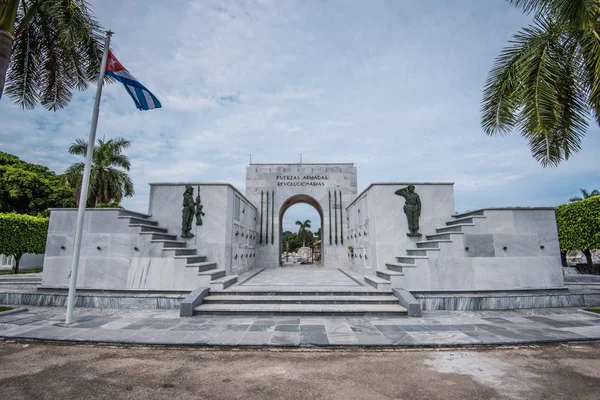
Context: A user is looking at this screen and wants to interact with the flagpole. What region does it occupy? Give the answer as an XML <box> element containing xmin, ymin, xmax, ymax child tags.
<box><xmin>65</xmin><ymin>30</ymin><xmax>113</xmax><ymax>324</ymax></box>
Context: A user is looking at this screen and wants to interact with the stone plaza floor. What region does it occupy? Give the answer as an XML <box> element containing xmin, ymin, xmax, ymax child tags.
<box><xmin>1</xmin><ymin>306</ymin><xmax>600</xmax><ymax>347</ymax></box>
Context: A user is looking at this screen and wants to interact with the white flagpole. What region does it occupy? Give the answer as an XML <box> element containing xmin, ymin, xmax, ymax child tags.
<box><xmin>65</xmin><ymin>30</ymin><xmax>113</xmax><ymax>324</ymax></box>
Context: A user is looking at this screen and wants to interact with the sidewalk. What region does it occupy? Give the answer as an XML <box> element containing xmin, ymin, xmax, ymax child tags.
<box><xmin>1</xmin><ymin>306</ymin><xmax>600</xmax><ymax>347</ymax></box>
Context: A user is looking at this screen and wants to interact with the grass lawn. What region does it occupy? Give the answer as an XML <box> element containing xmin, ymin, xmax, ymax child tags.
<box><xmin>0</xmin><ymin>268</ymin><xmax>43</xmax><ymax>275</ymax></box>
<box><xmin>0</xmin><ymin>306</ymin><xmax>13</xmax><ymax>312</ymax></box>
<box><xmin>585</xmin><ymin>308</ymin><xmax>600</xmax><ymax>314</ymax></box>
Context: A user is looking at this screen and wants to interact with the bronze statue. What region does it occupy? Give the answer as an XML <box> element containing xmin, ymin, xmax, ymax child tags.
<box><xmin>181</xmin><ymin>185</ymin><xmax>197</xmax><ymax>238</ymax></box>
<box><xmin>395</xmin><ymin>185</ymin><xmax>421</xmax><ymax>236</ymax></box>
<box><xmin>195</xmin><ymin>186</ymin><xmax>205</xmax><ymax>226</ymax></box>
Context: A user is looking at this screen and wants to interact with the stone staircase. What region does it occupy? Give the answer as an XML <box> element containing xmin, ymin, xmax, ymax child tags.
<box><xmin>117</xmin><ymin>210</ymin><xmax>238</xmax><ymax>290</ymax></box>
<box><xmin>368</xmin><ymin>210</ymin><xmax>487</xmax><ymax>289</ymax></box>
<box><xmin>192</xmin><ymin>289</ymin><xmax>407</xmax><ymax>316</ymax></box>
<box><xmin>0</xmin><ymin>273</ymin><xmax>42</xmax><ymax>287</ymax></box>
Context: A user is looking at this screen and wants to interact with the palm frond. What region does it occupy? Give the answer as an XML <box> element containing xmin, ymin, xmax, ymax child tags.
<box><xmin>5</xmin><ymin>5</ymin><xmax>40</xmax><ymax>109</ymax></box>
<box><xmin>5</xmin><ymin>0</ymin><xmax>105</xmax><ymax>110</ymax></box>
<box><xmin>68</xmin><ymin>138</ymin><xmax>88</xmax><ymax>156</ymax></box>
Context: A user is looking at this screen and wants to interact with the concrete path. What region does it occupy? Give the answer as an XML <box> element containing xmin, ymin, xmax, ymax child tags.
<box><xmin>1</xmin><ymin>306</ymin><xmax>600</xmax><ymax>346</ymax></box>
<box><xmin>1</xmin><ymin>341</ymin><xmax>599</xmax><ymax>399</ymax></box>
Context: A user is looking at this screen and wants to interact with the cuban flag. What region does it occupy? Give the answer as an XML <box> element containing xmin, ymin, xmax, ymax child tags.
<box><xmin>105</xmin><ymin>51</ymin><xmax>162</xmax><ymax>111</ymax></box>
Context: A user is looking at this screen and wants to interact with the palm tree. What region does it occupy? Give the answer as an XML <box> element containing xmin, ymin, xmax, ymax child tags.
<box><xmin>569</xmin><ymin>188</ymin><xmax>600</xmax><ymax>202</ymax></box>
<box><xmin>65</xmin><ymin>137</ymin><xmax>134</xmax><ymax>206</ymax></box>
<box><xmin>481</xmin><ymin>0</ymin><xmax>600</xmax><ymax>167</ymax></box>
<box><xmin>0</xmin><ymin>0</ymin><xmax>104</xmax><ymax>110</ymax></box>
<box><xmin>295</xmin><ymin>219</ymin><xmax>312</xmax><ymax>248</ymax></box>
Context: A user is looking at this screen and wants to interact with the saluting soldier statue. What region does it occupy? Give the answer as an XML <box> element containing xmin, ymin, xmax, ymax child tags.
<box><xmin>395</xmin><ymin>185</ymin><xmax>422</xmax><ymax>236</ymax></box>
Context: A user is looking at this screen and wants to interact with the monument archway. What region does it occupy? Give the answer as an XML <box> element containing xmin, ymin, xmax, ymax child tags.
<box><xmin>245</xmin><ymin>163</ymin><xmax>357</xmax><ymax>269</ymax></box>
<box><xmin>279</xmin><ymin>194</ymin><xmax>324</xmax><ymax>266</ymax></box>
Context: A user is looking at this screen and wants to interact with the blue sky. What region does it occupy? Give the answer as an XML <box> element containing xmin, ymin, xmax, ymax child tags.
<box><xmin>1</xmin><ymin>0</ymin><xmax>599</xmax><ymax>233</ymax></box>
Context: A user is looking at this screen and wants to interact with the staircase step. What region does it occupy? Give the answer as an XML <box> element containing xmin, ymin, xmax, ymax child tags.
<box><xmin>193</xmin><ymin>303</ymin><xmax>407</xmax><ymax>316</ymax></box>
<box><xmin>119</xmin><ymin>216</ymin><xmax>158</xmax><ymax>226</ymax></box>
<box><xmin>416</xmin><ymin>240</ymin><xmax>452</xmax><ymax>249</ymax></box>
<box><xmin>385</xmin><ymin>262</ymin><xmax>416</xmax><ymax>272</ymax></box>
<box><xmin>162</xmin><ymin>248</ymin><xmax>196</xmax><ymax>256</ymax></box>
<box><xmin>446</xmin><ymin>216</ymin><xmax>485</xmax><ymax>226</ymax></box>
<box><xmin>151</xmin><ymin>240</ymin><xmax>186</xmax><ymax>248</ymax></box>
<box><xmin>140</xmin><ymin>232</ymin><xmax>178</xmax><ymax>240</ymax></box>
<box><xmin>426</xmin><ymin>232</ymin><xmax>463</xmax><ymax>241</ymax></box>
<box><xmin>202</xmin><ymin>295</ymin><xmax>399</xmax><ymax>304</ymax></box>
<box><xmin>452</xmin><ymin>210</ymin><xmax>485</xmax><ymax>219</ymax></box>
<box><xmin>130</xmin><ymin>225</ymin><xmax>168</xmax><ymax>233</ymax></box>
<box><xmin>0</xmin><ymin>280</ymin><xmax>41</xmax><ymax>285</ymax></box>
<box><xmin>199</xmin><ymin>268</ymin><xmax>226</xmax><ymax>279</ymax></box>
<box><xmin>187</xmin><ymin>261</ymin><xmax>217</xmax><ymax>272</ymax></box>
<box><xmin>396</xmin><ymin>255</ymin><xmax>427</xmax><ymax>264</ymax></box>
<box><xmin>175</xmin><ymin>255</ymin><xmax>207</xmax><ymax>264</ymax></box>
<box><xmin>376</xmin><ymin>270</ymin><xmax>403</xmax><ymax>281</ymax></box>
<box><xmin>364</xmin><ymin>275</ymin><xmax>392</xmax><ymax>290</ymax></box>
<box><xmin>436</xmin><ymin>224</ymin><xmax>474</xmax><ymax>233</ymax></box>
<box><xmin>210</xmin><ymin>275</ymin><xmax>238</xmax><ymax>290</ymax></box>
<box><xmin>118</xmin><ymin>210</ymin><xmax>151</xmax><ymax>219</ymax></box>
<box><xmin>210</xmin><ymin>289</ymin><xmax>393</xmax><ymax>296</ymax></box>
<box><xmin>406</xmin><ymin>249</ymin><xmax>440</xmax><ymax>256</ymax></box>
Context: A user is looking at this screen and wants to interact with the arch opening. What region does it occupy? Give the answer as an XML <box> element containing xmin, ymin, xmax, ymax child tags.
<box><xmin>279</xmin><ymin>194</ymin><xmax>324</xmax><ymax>267</ymax></box>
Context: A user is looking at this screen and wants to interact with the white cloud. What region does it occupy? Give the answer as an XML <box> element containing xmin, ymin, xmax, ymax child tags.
<box><xmin>1</xmin><ymin>0</ymin><xmax>599</xmax><ymax>216</ymax></box>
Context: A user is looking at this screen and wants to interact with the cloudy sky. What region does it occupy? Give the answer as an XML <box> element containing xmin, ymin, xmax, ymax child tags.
<box><xmin>1</xmin><ymin>0</ymin><xmax>599</xmax><ymax>233</ymax></box>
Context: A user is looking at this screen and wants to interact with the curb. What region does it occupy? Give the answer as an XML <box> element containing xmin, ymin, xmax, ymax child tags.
<box><xmin>0</xmin><ymin>307</ymin><xmax>28</xmax><ymax>316</ymax></box>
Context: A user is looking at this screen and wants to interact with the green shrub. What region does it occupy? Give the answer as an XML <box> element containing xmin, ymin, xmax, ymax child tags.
<box><xmin>556</xmin><ymin>196</ymin><xmax>600</xmax><ymax>268</ymax></box>
<box><xmin>96</xmin><ymin>202</ymin><xmax>123</xmax><ymax>208</ymax></box>
<box><xmin>0</xmin><ymin>213</ymin><xmax>49</xmax><ymax>274</ymax></box>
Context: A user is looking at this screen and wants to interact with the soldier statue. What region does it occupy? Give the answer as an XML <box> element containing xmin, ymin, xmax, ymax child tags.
<box><xmin>195</xmin><ymin>190</ymin><xmax>205</xmax><ymax>226</ymax></box>
<box><xmin>181</xmin><ymin>185</ymin><xmax>198</xmax><ymax>238</ymax></box>
<box><xmin>395</xmin><ymin>185</ymin><xmax>421</xmax><ymax>236</ymax></box>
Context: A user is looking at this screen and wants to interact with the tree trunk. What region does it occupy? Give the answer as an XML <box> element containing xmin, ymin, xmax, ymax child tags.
<box><xmin>12</xmin><ymin>253</ymin><xmax>21</xmax><ymax>274</ymax></box>
<box><xmin>0</xmin><ymin>29</ymin><xmax>15</xmax><ymax>100</ymax></box>
<box><xmin>560</xmin><ymin>251</ymin><xmax>568</xmax><ymax>267</ymax></box>
<box><xmin>583</xmin><ymin>249</ymin><xmax>594</xmax><ymax>271</ymax></box>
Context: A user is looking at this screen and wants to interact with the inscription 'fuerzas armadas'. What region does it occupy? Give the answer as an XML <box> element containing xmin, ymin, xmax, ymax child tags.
<box><xmin>276</xmin><ymin>175</ymin><xmax>329</xmax><ymax>186</ymax></box>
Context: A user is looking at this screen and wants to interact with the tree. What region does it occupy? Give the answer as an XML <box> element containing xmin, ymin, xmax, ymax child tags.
<box><xmin>481</xmin><ymin>0</ymin><xmax>600</xmax><ymax>167</ymax></box>
<box><xmin>570</xmin><ymin>188</ymin><xmax>600</xmax><ymax>202</ymax></box>
<box><xmin>0</xmin><ymin>0</ymin><xmax>104</xmax><ymax>110</ymax></box>
<box><xmin>0</xmin><ymin>151</ymin><xmax>75</xmax><ymax>215</ymax></box>
<box><xmin>65</xmin><ymin>137</ymin><xmax>134</xmax><ymax>207</ymax></box>
<box><xmin>0</xmin><ymin>213</ymin><xmax>48</xmax><ymax>273</ymax></box>
<box><xmin>282</xmin><ymin>230</ymin><xmax>302</xmax><ymax>253</ymax></box>
<box><xmin>556</xmin><ymin>196</ymin><xmax>600</xmax><ymax>270</ymax></box>
<box><xmin>295</xmin><ymin>219</ymin><xmax>312</xmax><ymax>248</ymax></box>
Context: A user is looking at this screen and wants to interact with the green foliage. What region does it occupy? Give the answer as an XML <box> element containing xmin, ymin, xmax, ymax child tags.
<box><xmin>282</xmin><ymin>230</ymin><xmax>302</xmax><ymax>253</ymax></box>
<box><xmin>65</xmin><ymin>137</ymin><xmax>134</xmax><ymax>207</ymax></box>
<box><xmin>569</xmin><ymin>188</ymin><xmax>600</xmax><ymax>202</ymax></box>
<box><xmin>97</xmin><ymin>202</ymin><xmax>123</xmax><ymax>208</ymax></box>
<box><xmin>481</xmin><ymin>0</ymin><xmax>600</xmax><ymax>166</ymax></box>
<box><xmin>0</xmin><ymin>213</ymin><xmax>48</xmax><ymax>273</ymax></box>
<box><xmin>556</xmin><ymin>196</ymin><xmax>600</xmax><ymax>254</ymax></box>
<box><xmin>2</xmin><ymin>0</ymin><xmax>105</xmax><ymax>110</ymax></box>
<box><xmin>295</xmin><ymin>219</ymin><xmax>313</xmax><ymax>247</ymax></box>
<box><xmin>0</xmin><ymin>151</ymin><xmax>76</xmax><ymax>216</ymax></box>
<box><xmin>66</xmin><ymin>137</ymin><xmax>134</xmax><ymax>206</ymax></box>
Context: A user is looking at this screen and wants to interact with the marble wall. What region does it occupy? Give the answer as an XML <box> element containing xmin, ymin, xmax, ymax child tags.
<box><xmin>345</xmin><ymin>183</ymin><xmax>456</xmax><ymax>275</ymax></box>
<box><xmin>245</xmin><ymin>163</ymin><xmax>358</xmax><ymax>269</ymax></box>
<box><xmin>148</xmin><ymin>183</ymin><xmax>258</xmax><ymax>276</ymax></box>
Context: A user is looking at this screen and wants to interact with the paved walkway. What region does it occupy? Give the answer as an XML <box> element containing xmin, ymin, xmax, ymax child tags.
<box><xmin>1</xmin><ymin>306</ymin><xmax>600</xmax><ymax>346</ymax></box>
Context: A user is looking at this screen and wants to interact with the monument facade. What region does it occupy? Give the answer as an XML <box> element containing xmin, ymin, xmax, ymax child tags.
<box><xmin>41</xmin><ymin>162</ymin><xmax>564</xmax><ymax>294</ymax></box>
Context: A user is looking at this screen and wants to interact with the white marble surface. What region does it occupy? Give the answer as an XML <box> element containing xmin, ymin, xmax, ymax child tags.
<box><xmin>346</xmin><ymin>183</ymin><xmax>456</xmax><ymax>275</ymax></box>
<box><xmin>246</xmin><ymin>163</ymin><xmax>357</xmax><ymax>269</ymax></box>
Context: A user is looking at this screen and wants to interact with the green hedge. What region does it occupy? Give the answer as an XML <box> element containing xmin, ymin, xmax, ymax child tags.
<box><xmin>556</xmin><ymin>196</ymin><xmax>600</xmax><ymax>267</ymax></box>
<box><xmin>0</xmin><ymin>213</ymin><xmax>49</xmax><ymax>273</ymax></box>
